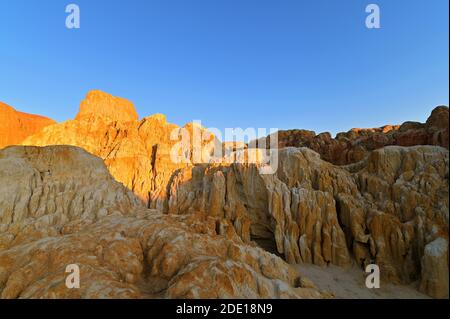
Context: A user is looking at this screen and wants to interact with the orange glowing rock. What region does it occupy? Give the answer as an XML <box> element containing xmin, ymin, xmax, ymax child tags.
<box><xmin>0</xmin><ymin>102</ymin><xmax>55</xmax><ymax>149</ymax></box>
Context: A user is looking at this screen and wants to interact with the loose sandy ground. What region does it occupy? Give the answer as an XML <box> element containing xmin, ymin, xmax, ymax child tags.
<box><xmin>296</xmin><ymin>264</ymin><xmax>430</xmax><ymax>299</ymax></box>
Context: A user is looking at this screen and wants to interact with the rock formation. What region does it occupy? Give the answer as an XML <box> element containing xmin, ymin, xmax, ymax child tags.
<box><xmin>23</xmin><ymin>90</ymin><xmax>219</xmax><ymax>209</ymax></box>
<box><xmin>0</xmin><ymin>145</ymin><xmax>327</xmax><ymax>299</ymax></box>
<box><xmin>0</xmin><ymin>102</ymin><xmax>55</xmax><ymax>149</ymax></box>
<box><xmin>259</xmin><ymin>106</ymin><xmax>449</xmax><ymax>165</ymax></box>
<box><xmin>76</xmin><ymin>90</ymin><xmax>139</xmax><ymax>123</ymax></box>
<box><xmin>0</xmin><ymin>91</ymin><xmax>447</xmax><ymax>298</ymax></box>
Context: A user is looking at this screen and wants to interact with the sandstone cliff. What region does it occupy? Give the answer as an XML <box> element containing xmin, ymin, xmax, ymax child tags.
<box><xmin>0</xmin><ymin>102</ymin><xmax>55</xmax><ymax>149</ymax></box>
<box><xmin>23</xmin><ymin>90</ymin><xmax>219</xmax><ymax>209</ymax></box>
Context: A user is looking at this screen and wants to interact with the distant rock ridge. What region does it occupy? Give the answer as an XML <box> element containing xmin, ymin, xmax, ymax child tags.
<box><xmin>0</xmin><ymin>102</ymin><xmax>55</xmax><ymax>149</ymax></box>
<box><xmin>259</xmin><ymin>105</ymin><xmax>449</xmax><ymax>165</ymax></box>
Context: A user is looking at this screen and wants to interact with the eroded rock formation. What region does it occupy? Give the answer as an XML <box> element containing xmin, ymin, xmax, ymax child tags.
<box><xmin>0</xmin><ymin>145</ymin><xmax>326</xmax><ymax>299</ymax></box>
<box><xmin>1</xmin><ymin>91</ymin><xmax>447</xmax><ymax>298</ymax></box>
<box><xmin>0</xmin><ymin>102</ymin><xmax>55</xmax><ymax>149</ymax></box>
<box><xmin>166</xmin><ymin>146</ymin><xmax>449</xmax><ymax>298</ymax></box>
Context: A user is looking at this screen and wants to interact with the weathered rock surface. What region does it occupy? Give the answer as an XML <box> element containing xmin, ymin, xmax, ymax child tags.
<box><xmin>0</xmin><ymin>145</ymin><xmax>327</xmax><ymax>299</ymax></box>
<box><xmin>259</xmin><ymin>106</ymin><xmax>449</xmax><ymax>165</ymax></box>
<box><xmin>0</xmin><ymin>102</ymin><xmax>55</xmax><ymax>149</ymax></box>
<box><xmin>419</xmin><ymin>237</ymin><xmax>449</xmax><ymax>299</ymax></box>
<box><xmin>166</xmin><ymin>146</ymin><xmax>449</xmax><ymax>298</ymax></box>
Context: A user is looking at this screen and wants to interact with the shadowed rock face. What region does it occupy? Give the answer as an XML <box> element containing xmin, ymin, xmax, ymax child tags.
<box><xmin>0</xmin><ymin>145</ymin><xmax>327</xmax><ymax>299</ymax></box>
<box><xmin>166</xmin><ymin>146</ymin><xmax>449</xmax><ymax>298</ymax></box>
<box><xmin>259</xmin><ymin>106</ymin><xmax>449</xmax><ymax>165</ymax></box>
<box><xmin>0</xmin><ymin>102</ymin><xmax>55</xmax><ymax>149</ymax></box>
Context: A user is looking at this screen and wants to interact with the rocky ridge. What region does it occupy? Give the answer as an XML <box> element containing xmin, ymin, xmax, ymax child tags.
<box><xmin>259</xmin><ymin>106</ymin><xmax>449</xmax><ymax>165</ymax></box>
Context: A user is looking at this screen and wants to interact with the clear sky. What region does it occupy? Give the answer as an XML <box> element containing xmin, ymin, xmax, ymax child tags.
<box><xmin>0</xmin><ymin>0</ymin><xmax>448</xmax><ymax>137</ymax></box>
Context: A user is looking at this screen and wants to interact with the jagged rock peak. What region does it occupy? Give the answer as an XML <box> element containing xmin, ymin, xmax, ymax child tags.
<box><xmin>75</xmin><ymin>90</ymin><xmax>139</xmax><ymax>123</ymax></box>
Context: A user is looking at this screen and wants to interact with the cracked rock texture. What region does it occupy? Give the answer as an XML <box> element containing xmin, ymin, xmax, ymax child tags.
<box><xmin>0</xmin><ymin>146</ymin><xmax>326</xmax><ymax>299</ymax></box>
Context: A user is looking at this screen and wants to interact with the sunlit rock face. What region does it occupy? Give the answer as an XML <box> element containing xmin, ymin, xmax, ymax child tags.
<box><xmin>22</xmin><ymin>90</ymin><xmax>219</xmax><ymax>209</ymax></box>
<box><xmin>0</xmin><ymin>102</ymin><xmax>55</xmax><ymax>149</ymax></box>
<box><xmin>0</xmin><ymin>145</ymin><xmax>327</xmax><ymax>299</ymax></box>
<box><xmin>75</xmin><ymin>90</ymin><xmax>139</xmax><ymax>123</ymax></box>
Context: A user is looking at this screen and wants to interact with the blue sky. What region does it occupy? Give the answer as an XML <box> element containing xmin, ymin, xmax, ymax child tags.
<box><xmin>0</xmin><ymin>0</ymin><xmax>448</xmax><ymax>137</ymax></box>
